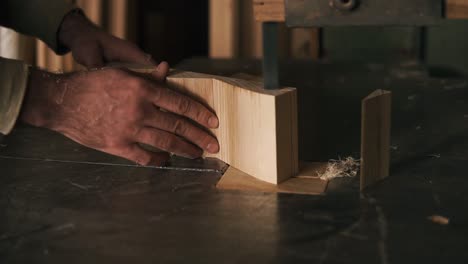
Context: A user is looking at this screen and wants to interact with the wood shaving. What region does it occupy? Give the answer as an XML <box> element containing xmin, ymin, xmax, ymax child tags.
<box><xmin>317</xmin><ymin>157</ymin><xmax>360</xmax><ymax>181</ymax></box>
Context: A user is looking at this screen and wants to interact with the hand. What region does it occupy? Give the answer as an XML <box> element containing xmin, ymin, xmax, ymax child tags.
<box><xmin>20</xmin><ymin>63</ymin><xmax>220</xmax><ymax>166</ymax></box>
<box><xmin>58</xmin><ymin>11</ymin><xmax>153</xmax><ymax>68</ymax></box>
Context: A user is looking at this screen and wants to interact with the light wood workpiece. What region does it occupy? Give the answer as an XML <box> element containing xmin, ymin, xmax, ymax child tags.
<box><xmin>129</xmin><ymin>67</ymin><xmax>299</xmax><ymax>185</ymax></box>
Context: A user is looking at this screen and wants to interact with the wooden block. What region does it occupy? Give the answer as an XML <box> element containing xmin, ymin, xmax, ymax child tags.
<box><xmin>35</xmin><ymin>39</ymin><xmax>48</xmax><ymax>69</ymax></box>
<box><xmin>253</xmin><ymin>0</ymin><xmax>468</xmax><ymax>21</ymax></box>
<box><xmin>63</xmin><ymin>53</ymin><xmax>75</xmax><ymax>72</ymax></box>
<box><xmin>209</xmin><ymin>0</ymin><xmax>240</xmax><ymax>58</ymax></box>
<box><xmin>108</xmin><ymin>0</ymin><xmax>128</xmax><ymax>39</ymax></box>
<box><xmin>360</xmin><ymin>90</ymin><xmax>391</xmax><ymax>190</ymax></box>
<box><xmin>46</xmin><ymin>49</ymin><xmax>63</xmax><ymax>72</ymax></box>
<box><xmin>446</xmin><ymin>0</ymin><xmax>468</xmax><ymax>19</ymax></box>
<box><xmin>217</xmin><ymin>162</ymin><xmax>328</xmax><ymax>195</ymax></box>
<box><xmin>126</xmin><ymin>66</ymin><xmax>299</xmax><ymax>184</ymax></box>
<box><xmin>169</xmin><ymin>72</ymin><xmax>299</xmax><ymax>184</ymax></box>
<box><xmin>241</xmin><ymin>0</ymin><xmax>263</xmax><ymax>58</ymax></box>
<box><xmin>253</xmin><ymin>0</ymin><xmax>285</xmax><ymax>22</ymax></box>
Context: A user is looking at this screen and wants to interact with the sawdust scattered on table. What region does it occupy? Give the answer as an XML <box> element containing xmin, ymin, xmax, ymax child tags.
<box><xmin>317</xmin><ymin>157</ymin><xmax>360</xmax><ymax>181</ymax></box>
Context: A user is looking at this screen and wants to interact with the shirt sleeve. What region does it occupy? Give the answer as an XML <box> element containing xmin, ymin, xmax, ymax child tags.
<box><xmin>0</xmin><ymin>0</ymin><xmax>77</xmax><ymax>54</ymax></box>
<box><xmin>0</xmin><ymin>57</ymin><xmax>29</xmax><ymax>135</ymax></box>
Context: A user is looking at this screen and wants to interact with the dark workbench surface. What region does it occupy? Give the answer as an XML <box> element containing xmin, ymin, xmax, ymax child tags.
<box><xmin>1</xmin><ymin>59</ymin><xmax>468</xmax><ymax>263</ymax></box>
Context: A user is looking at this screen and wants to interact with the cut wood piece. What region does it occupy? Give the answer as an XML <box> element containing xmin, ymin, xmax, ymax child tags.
<box><xmin>253</xmin><ymin>0</ymin><xmax>285</xmax><ymax>22</ymax></box>
<box><xmin>209</xmin><ymin>0</ymin><xmax>240</xmax><ymax>58</ymax></box>
<box><xmin>168</xmin><ymin>72</ymin><xmax>299</xmax><ymax>184</ymax></box>
<box><xmin>360</xmin><ymin>89</ymin><xmax>391</xmax><ymax>190</ymax></box>
<box><xmin>253</xmin><ymin>0</ymin><xmax>468</xmax><ymax>21</ymax></box>
<box><xmin>217</xmin><ymin>162</ymin><xmax>328</xmax><ymax>195</ymax></box>
<box><xmin>446</xmin><ymin>0</ymin><xmax>468</xmax><ymax>19</ymax></box>
<box><xmin>125</xmin><ymin>66</ymin><xmax>298</xmax><ymax>184</ymax></box>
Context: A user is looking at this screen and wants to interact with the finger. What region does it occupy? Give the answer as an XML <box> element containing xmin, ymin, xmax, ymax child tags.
<box><xmin>144</xmin><ymin>109</ymin><xmax>219</xmax><ymax>153</ymax></box>
<box><xmin>148</xmin><ymin>87</ymin><xmax>219</xmax><ymax>129</ymax></box>
<box><xmin>112</xmin><ymin>144</ymin><xmax>170</xmax><ymax>166</ymax></box>
<box><xmin>136</xmin><ymin>127</ymin><xmax>203</xmax><ymax>159</ymax></box>
<box><xmin>104</xmin><ymin>36</ymin><xmax>155</xmax><ymax>65</ymax></box>
<box><xmin>151</xmin><ymin>61</ymin><xmax>170</xmax><ymax>82</ymax></box>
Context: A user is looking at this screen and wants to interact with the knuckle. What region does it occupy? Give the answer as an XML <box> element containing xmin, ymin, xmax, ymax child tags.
<box><xmin>136</xmin><ymin>155</ymin><xmax>151</xmax><ymax>166</ymax></box>
<box><xmin>105</xmin><ymin>138</ymin><xmax>122</xmax><ymax>148</ymax></box>
<box><xmin>128</xmin><ymin>124</ymin><xmax>143</xmax><ymax>138</ymax></box>
<box><xmin>152</xmin><ymin>88</ymin><xmax>162</xmax><ymax>102</ymax></box>
<box><xmin>198</xmin><ymin>109</ymin><xmax>209</xmax><ymax>124</ymax></box>
<box><xmin>134</xmin><ymin>109</ymin><xmax>146</xmax><ymax>122</ymax></box>
<box><xmin>172</xmin><ymin>119</ymin><xmax>187</xmax><ymax>135</ymax></box>
<box><xmin>126</xmin><ymin>42</ymin><xmax>139</xmax><ymax>50</ymax></box>
<box><xmin>177</xmin><ymin>97</ymin><xmax>191</xmax><ymax>114</ymax></box>
<box><xmin>129</xmin><ymin>78</ymin><xmax>146</xmax><ymax>92</ymax></box>
<box><xmin>201</xmin><ymin>133</ymin><xmax>214</xmax><ymax>146</ymax></box>
<box><xmin>159</xmin><ymin>137</ymin><xmax>176</xmax><ymax>151</ymax></box>
<box><xmin>123</xmin><ymin>80</ymin><xmax>149</xmax><ymax>102</ymax></box>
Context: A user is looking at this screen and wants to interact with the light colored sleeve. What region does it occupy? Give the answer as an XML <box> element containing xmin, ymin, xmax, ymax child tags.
<box><xmin>0</xmin><ymin>57</ymin><xmax>29</xmax><ymax>135</ymax></box>
<box><xmin>0</xmin><ymin>0</ymin><xmax>77</xmax><ymax>54</ymax></box>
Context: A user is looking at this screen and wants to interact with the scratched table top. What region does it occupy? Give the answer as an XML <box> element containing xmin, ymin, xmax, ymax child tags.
<box><xmin>1</xmin><ymin>59</ymin><xmax>468</xmax><ymax>263</ymax></box>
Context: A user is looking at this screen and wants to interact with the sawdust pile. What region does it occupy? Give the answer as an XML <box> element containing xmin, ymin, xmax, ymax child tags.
<box><xmin>317</xmin><ymin>157</ymin><xmax>360</xmax><ymax>181</ymax></box>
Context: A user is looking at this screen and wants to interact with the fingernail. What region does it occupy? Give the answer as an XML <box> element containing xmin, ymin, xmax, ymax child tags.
<box><xmin>207</xmin><ymin>142</ymin><xmax>219</xmax><ymax>153</ymax></box>
<box><xmin>157</xmin><ymin>61</ymin><xmax>168</xmax><ymax>70</ymax></box>
<box><xmin>208</xmin><ymin>116</ymin><xmax>219</xmax><ymax>128</ymax></box>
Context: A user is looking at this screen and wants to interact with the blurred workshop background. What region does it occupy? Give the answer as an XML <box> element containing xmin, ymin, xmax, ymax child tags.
<box><xmin>0</xmin><ymin>0</ymin><xmax>467</xmax><ymax>75</ymax></box>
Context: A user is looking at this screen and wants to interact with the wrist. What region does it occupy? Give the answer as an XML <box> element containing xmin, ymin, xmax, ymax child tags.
<box><xmin>20</xmin><ymin>68</ymin><xmax>65</xmax><ymax>129</ymax></box>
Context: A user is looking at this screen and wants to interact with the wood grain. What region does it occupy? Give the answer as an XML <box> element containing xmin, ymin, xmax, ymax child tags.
<box><xmin>253</xmin><ymin>0</ymin><xmax>468</xmax><ymax>21</ymax></box>
<box><xmin>127</xmin><ymin>66</ymin><xmax>299</xmax><ymax>184</ymax></box>
<box><xmin>446</xmin><ymin>0</ymin><xmax>468</xmax><ymax>19</ymax></box>
<box><xmin>217</xmin><ymin>162</ymin><xmax>328</xmax><ymax>195</ymax></box>
<box><xmin>360</xmin><ymin>89</ymin><xmax>391</xmax><ymax>190</ymax></box>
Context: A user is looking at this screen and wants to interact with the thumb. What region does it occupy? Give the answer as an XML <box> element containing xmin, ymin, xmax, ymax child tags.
<box><xmin>151</xmin><ymin>61</ymin><xmax>170</xmax><ymax>82</ymax></box>
<box><xmin>73</xmin><ymin>42</ymin><xmax>105</xmax><ymax>69</ymax></box>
